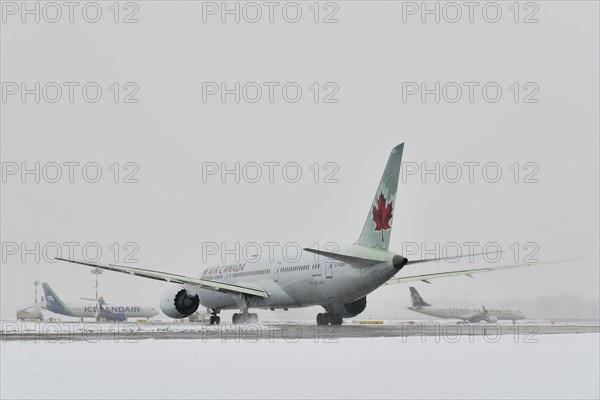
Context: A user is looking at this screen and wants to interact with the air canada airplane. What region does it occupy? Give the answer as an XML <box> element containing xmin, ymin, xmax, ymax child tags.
<box><xmin>57</xmin><ymin>144</ymin><xmax>575</xmax><ymax>325</ymax></box>
<box><xmin>407</xmin><ymin>287</ymin><xmax>525</xmax><ymax>323</ymax></box>
<box><xmin>42</xmin><ymin>282</ymin><xmax>159</xmax><ymax>321</ymax></box>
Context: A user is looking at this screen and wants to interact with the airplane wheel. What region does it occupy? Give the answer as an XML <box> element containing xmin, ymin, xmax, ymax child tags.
<box><xmin>234</xmin><ymin>313</ymin><xmax>257</xmax><ymax>324</ymax></box>
<box><xmin>209</xmin><ymin>316</ymin><xmax>215</xmax><ymax>325</ymax></box>
<box><xmin>215</xmin><ymin>316</ymin><xmax>221</xmax><ymax>325</ymax></box>
<box><xmin>316</xmin><ymin>313</ymin><xmax>328</xmax><ymax>325</ymax></box>
<box><xmin>331</xmin><ymin>315</ymin><xmax>343</xmax><ymax>325</ymax></box>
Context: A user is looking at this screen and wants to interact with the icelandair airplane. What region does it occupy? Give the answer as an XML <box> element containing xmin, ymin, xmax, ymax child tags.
<box><xmin>42</xmin><ymin>282</ymin><xmax>159</xmax><ymax>321</ymax></box>
<box><xmin>407</xmin><ymin>287</ymin><xmax>525</xmax><ymax>323</ymax></box>
<box><xmin>56</xmin><ymin>144</ymin><xmax>575</xmax><ymax>325</ymax></box>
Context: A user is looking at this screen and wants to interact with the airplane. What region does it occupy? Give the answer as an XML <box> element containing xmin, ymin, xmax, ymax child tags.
<box><xmin>407</xmin><ymin>286</ymin><xmax>526</xmax><ymax>323</ymax></box>
<box><xmin>41</xmin><ymin>282</ymin><xmax>159</xmax><ymax>321</ymax></box>
<box><xmin>55</xmin><ymin>143</ymin><xmax>576</xmax><ymax>325</ymax></box>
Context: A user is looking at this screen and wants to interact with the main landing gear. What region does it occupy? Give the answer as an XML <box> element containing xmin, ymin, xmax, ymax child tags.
<box><xmin>209</xmin><ymin>310</ymin><xmax>221</xmax><ymax>325</ymax></box>
<box><xmin>316</xmin><ymin>313</ymin><xmax>343</xmax><ymax>326</ymax></box>
<box><xmin>232</xmin><ymin>312</ymin><xmax>258</xmax><ymax>324</ymax></box>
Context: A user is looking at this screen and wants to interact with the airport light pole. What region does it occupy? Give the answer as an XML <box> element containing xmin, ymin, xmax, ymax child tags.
<box><xmin>33</xmin><ymin>280</ymin><xmax>40</xmax><ymax>303</ymax></box>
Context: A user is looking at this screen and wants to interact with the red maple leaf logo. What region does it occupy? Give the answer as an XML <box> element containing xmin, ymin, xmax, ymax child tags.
<box><xmin>372</xmin><ymin>192</ymin><xmax>393</xmax><ymax>241</ymax></box>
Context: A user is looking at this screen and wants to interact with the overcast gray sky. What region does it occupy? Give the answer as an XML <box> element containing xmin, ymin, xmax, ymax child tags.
<box><xmin>1</xmin><ymin>1</ymin><xmax>598</xmax><ymax>320</ymax></box>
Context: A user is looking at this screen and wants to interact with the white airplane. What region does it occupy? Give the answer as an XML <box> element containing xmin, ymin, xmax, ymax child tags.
<box><xmin>42</xmin><ymin>282</ymin><xmax>159</xmax><ymax>321</ymax></box>
<box><xmin>407</xmin><ymin>287</ymin><xmax>526</xmax><ymax>323</ymax></box>
<box><xmin>56</xmin><ymin>143</ymin><xmax>574</xmax><ymax>325</ymax></box>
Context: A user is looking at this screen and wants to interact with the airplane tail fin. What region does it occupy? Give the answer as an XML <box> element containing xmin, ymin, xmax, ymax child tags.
<box><xmin>410</xmin><ymin>287</ymin><xmax>431</xmax><ymax>307</ymax></box>
<box><xmin>42</xmin><ymin>282</ymin><xmax>73</xmax><ymax>316</ymax></box>
<box><xmin>356</xmin><ymin>143</ymin><xmax>404</xmax><ymax>250</ymax></box>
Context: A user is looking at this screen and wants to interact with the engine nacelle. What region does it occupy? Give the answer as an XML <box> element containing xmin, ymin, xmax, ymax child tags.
<box><xmin>159</xmin><ymin>286</ymin><xmax>200</xmax><ymax>319</ymax></box>
<box><xmin>326</xmin><ymin>297</ymin><xmax>367</xmax><ymax>318</ymax></box>
<box><xmin>485</xmin><ymin>315</ymin><xmax>498</xmax><ymax>323</ymax></box>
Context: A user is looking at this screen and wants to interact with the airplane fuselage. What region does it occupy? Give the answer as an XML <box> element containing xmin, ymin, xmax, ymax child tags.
<box><xmin>408</xmin><ymin>305</ymin><xmax>525</xmax><ymax>322</ymax></box>
<box><xmin>194</xmin><ymin>246</ymin><xmax>401</xmax><ymax>311</ymax></box>
<box><xmin>44</xmin><ymin>304</ymin><xmax>159</xmax><ymax>319</ymax></box>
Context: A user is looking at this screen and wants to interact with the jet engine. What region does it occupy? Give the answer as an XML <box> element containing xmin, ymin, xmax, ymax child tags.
<box><xmin>485</xmin><ymin>315</ymin><xmax>498</xmax><ymax>323</ymax></box>
<box><xmin>325</xmin><ymin>297</ymin><xmax>367</xmax><ymax>318</ymax></box>
<box><xmin>159</xmin><ymin>286</ymin><xmax>200</xmax><ymax>318</ymax></box>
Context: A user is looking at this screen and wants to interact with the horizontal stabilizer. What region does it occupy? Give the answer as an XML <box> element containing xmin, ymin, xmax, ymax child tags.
<box><xmin>302</xmin><ymin>248</ymin><xmax>382</xmax><ymax>267</ymax></box>
<box><xmin>406</xmin><ymin>250</ymin><xmax>502</xmax><ymax>265</ymax></box>
<box><xmin>385</xmin><ymin>257</ymin><xmax>582</xmax><ymax>286</ymax></box>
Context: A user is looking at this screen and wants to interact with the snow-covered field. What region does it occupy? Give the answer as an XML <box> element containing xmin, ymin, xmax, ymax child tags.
<box><xmin>1</xmin><ymin>333</ymin><xmax>598</xmax><ymax>399</ymax></box>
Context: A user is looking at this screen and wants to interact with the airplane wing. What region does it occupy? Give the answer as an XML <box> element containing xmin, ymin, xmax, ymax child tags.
<box><xmin>465</xmin><ymin>313</ymin><xmax>485</xmax><ymax>323</ymax></box>
<box><xmin>384</xmin><ymin>257</ymin><xmax>582</xmax><ymax>286</ymax></box>
<box><xmin>55</xmin><ymin>258</ymin><xmax>269</xmax><ymax>298</ymax></box>
<box><xmin>465</xmin><ymin>307</ymin><xmax>488</xmax><ymax>323</ymax></box>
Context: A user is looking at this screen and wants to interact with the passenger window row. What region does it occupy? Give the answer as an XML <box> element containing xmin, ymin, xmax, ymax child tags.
<box><xmin>231</xmin><ymin>269</ymin><xmax>270</xmax><ymax>278</ymax></box>
<box><xmin>281</xmin><ymin>265</ymin><xmax>312</xmax><ymax>273</ymax></box>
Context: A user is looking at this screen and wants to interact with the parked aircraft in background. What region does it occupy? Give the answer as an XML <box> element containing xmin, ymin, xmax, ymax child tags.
<box><xmin>407</xmin><ymin>287</ymin><xmax>526</xmax><ymax>323</ymax></box>
<box><xmin>42</xmin><ymin>282</ymin><xmax>159</xmax><ymax>321</ymax></box>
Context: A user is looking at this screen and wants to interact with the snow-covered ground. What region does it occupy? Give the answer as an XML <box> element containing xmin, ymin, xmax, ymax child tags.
<box><xmin>1</xmin><ymin>333</ymin><xmax>598</xmax><ymax>399</ymax></box>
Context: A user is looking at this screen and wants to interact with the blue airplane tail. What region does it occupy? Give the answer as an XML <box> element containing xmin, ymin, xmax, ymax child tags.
<box><xmin>42</xmin><ymin>282</ymin><xmax>73</xmax><ymax>316</ymax></box>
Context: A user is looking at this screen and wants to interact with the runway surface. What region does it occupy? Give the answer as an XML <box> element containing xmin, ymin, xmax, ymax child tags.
<box><xmin>2</xmin><ymin>319</ymin><xmax>598</xmax><ymax>342</ymax></box>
